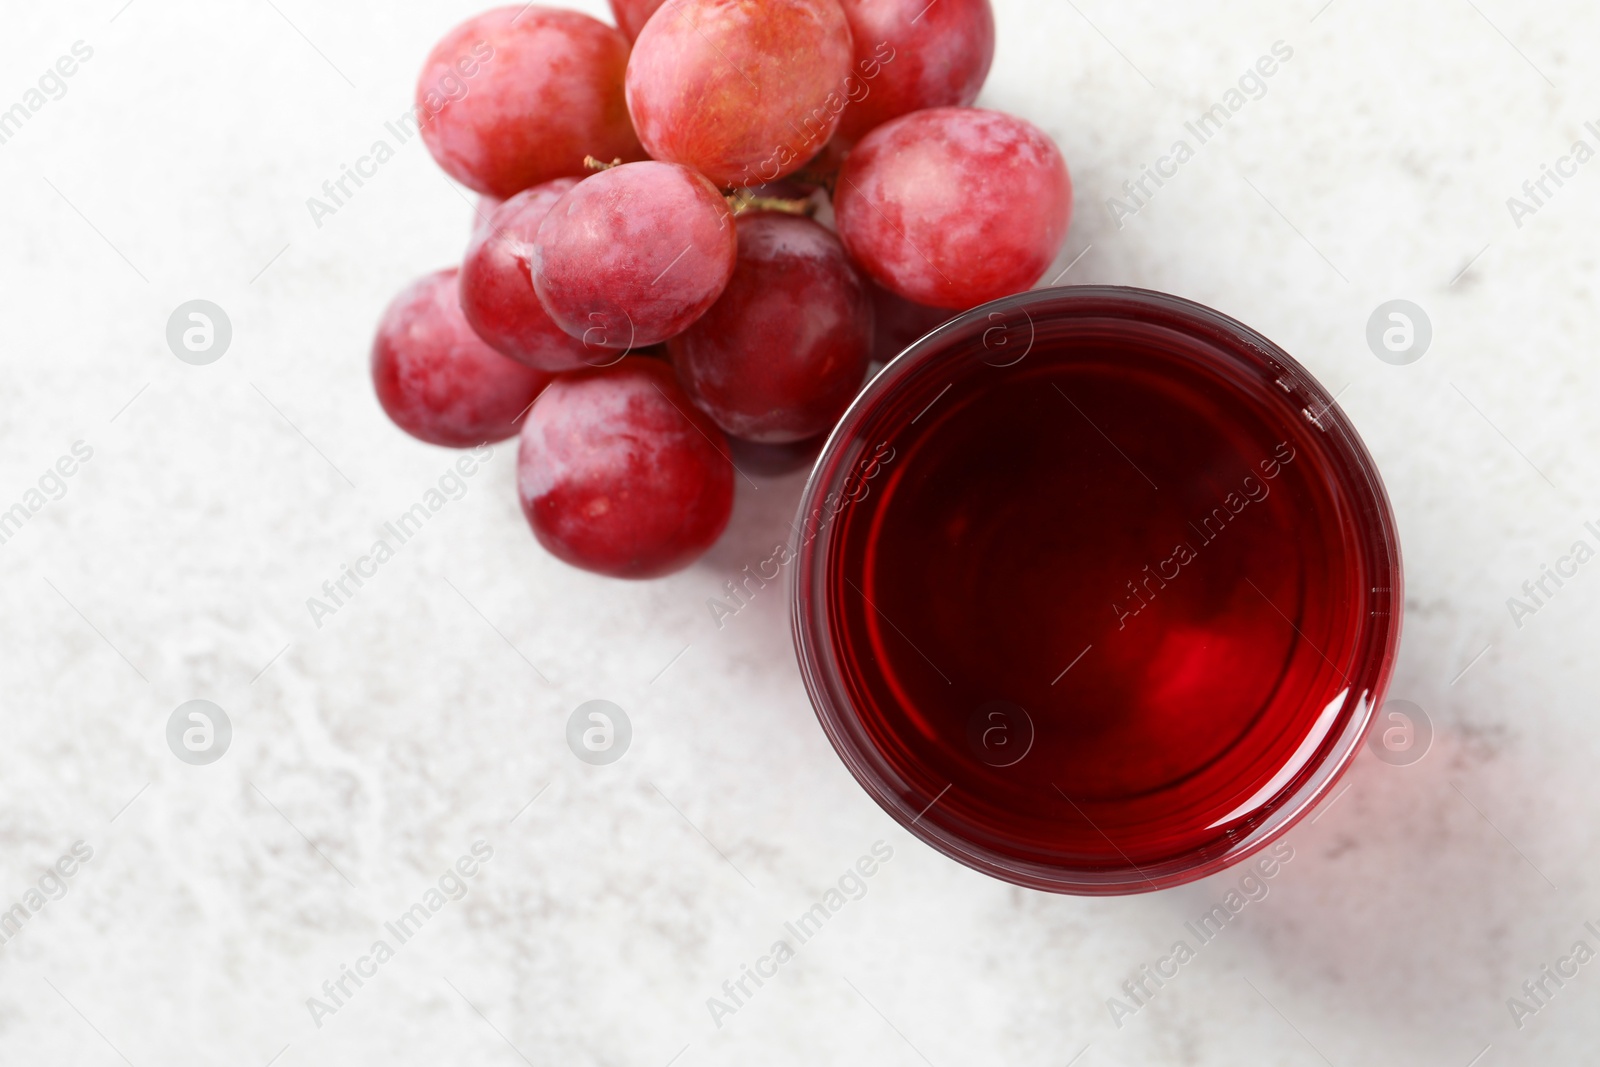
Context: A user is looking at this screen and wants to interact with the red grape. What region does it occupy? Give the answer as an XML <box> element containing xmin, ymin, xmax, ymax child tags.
<box><xmin>834</xmin><ymin>0</ymin><xmax>995</xmax><ymax>144</ymax></box>
<box><xmin>517</xmin><ymin>358</ymin><xmax>734</xmax><ymax>578</ymax></box>
<box><xmin>418</xmin><ymin>7</ymin><xmax>643</xmax><ymax>198</ymax></box>
<box><xmin>625</xmin><ymin>0</ymin><xmax>855</xmax><ymax>187</ymax></box>
<box><xmin>373</xmin><ymin>269</ymin><xmax>551</xmax><ymax>448</ymax></box>
<box><xmin>670</xmin><ymin>213</ymin><xmax>872</xmax><ymax>443</ymax></box>
<box><xmin>609</xmin><ymin>0</ymin><xmax>668</xmax><ymax>40</ymax></box>
<box><xmin>834</xmin><ymin>107</ymin><xmax>1072</xmax><ymax>309</ymax></box>
<box><xmin>532</xmin><ymin>161</ymin><xmax>737</xmax><ymax>350</ymax></box>
<box><xmin>460</xmin><ymin>178</ymin><xmax>600</xmax><ymax>373</ymax></box>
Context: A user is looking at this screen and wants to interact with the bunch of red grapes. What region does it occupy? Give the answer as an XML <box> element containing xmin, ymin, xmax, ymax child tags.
<box><xmin>372</xmin><ymin>0</ymin><xmax>1072</xmax><ymax>579</ymax></box>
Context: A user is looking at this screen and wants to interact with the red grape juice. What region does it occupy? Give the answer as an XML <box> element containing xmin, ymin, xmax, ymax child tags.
<box><xmin>792</xmin><ymin>288</ymin><xmax>1401</xmax><ymax>893</ymax></box>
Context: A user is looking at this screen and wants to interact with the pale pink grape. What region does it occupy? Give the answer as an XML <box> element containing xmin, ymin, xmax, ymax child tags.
<box><xmin>625</xmin><ymin>0</ymin><xmax>854</xmax><ymax>187</ymax></box>
<box><xmin>834</xmin><ymin>0</ymin><xmax>995</xmax><ymax>144</ymax></box>
<box><xmin>418</xmin><ymin>6</ymin><xmax>643</xmax><ymax>198</ymax></box>
<box><xmin>834</xmin><ymin>107</ymin><xmax>1072</xmax><ymax>309</ymax></box>
<box><xmin>517</xmin><ymin>358</ymin><xmax>734</xmax><ymax>578</ymax></box>
<box><xmin>532</xmin><ymin>161</ymin><xmax>737</xmax><ymax>350</ymax></box>
<box><xmin>373</xmin><ymin>269</ymin><xmax>551</xmax><ymax>448</ymax></box>
<box><xmin>460</xmin><ymin>179</ymin><xmax>598</xmax><ymax>373</ymax></box>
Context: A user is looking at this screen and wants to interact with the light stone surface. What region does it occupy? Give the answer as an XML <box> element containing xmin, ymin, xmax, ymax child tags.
<box><xmin>0</xmin><ymin>1</ymin><xmax>1595</xmax><ymax>1064</ymax></box>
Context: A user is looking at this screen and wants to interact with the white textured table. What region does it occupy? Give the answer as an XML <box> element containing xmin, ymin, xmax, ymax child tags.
<box><xmin>1</xmin><ymin>1</ymin><xmax>1595</xmax><ymax>1064</ymax></box>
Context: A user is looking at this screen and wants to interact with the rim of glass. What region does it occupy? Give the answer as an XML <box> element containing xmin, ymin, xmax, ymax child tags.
<box><xmin>789</xmin><ymin>284</ymin><xmax>1404</xmax><ymax>895</ymax></box>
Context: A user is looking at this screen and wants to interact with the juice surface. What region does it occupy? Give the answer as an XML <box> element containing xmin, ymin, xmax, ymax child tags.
<box><xmin>824</xmin><ymin>321</ymin><xmax>1376</xmax><ymax>873</ymax></box>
